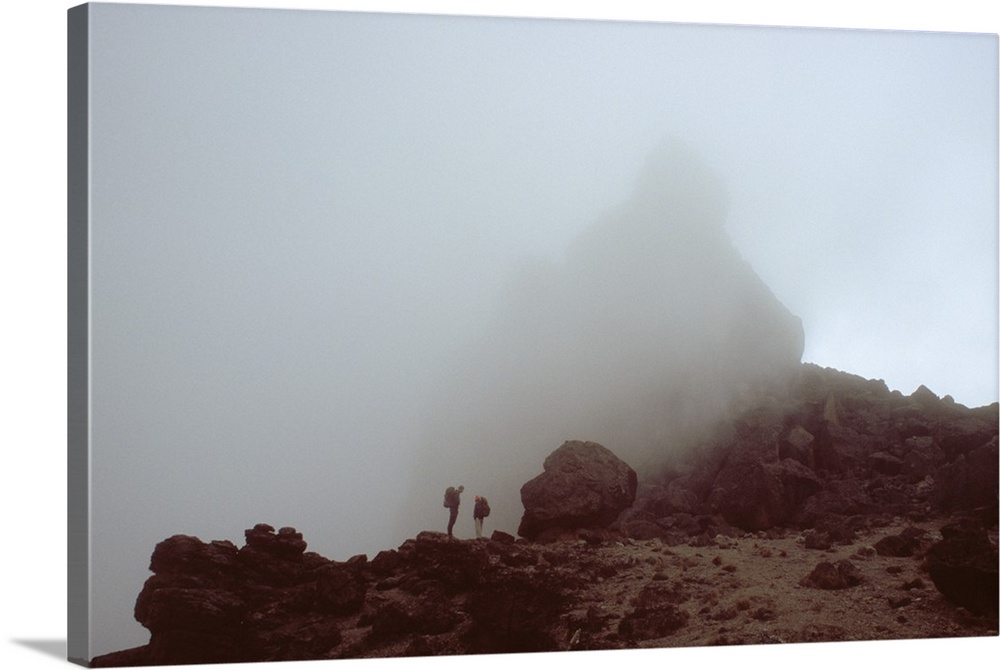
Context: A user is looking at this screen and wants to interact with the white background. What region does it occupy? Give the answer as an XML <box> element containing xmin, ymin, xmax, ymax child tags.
<box><xmin>1</xmin><ymin>1</ymin><xmax>997</xmax><ymax>669</ymax></box>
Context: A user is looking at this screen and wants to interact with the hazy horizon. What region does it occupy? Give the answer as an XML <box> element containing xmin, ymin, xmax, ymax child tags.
<box><xmin>80</xmin><ymin>3</ymin><xmax>997</xmax><ymax>657</ymax></box>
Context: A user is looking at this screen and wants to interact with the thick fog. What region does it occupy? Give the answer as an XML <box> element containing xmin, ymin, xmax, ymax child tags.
<box><xmin>83</xmin><ymin>4</ymin><xmax>997</xmax><ymax>656</ymax></box>
<box><xmin>395</xmin><ymin>139</ymin><xmax>809</xmax><ymax>541</ymax></box>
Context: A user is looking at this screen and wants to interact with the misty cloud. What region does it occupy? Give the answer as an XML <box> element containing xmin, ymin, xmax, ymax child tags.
<box><xmin>398</xmin><ymin>139</ymin><xmax>806</xmax><ymax>542</ymax></box>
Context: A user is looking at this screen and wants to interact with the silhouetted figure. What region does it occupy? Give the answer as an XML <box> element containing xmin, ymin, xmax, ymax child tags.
<box><xmin>473</xmin><ymin>495</ymin><xmax>491</xmax><ymax>539</ymax></box>
<box><xmin>443</xmin><ymin>485</ymin><xmax>464</xmax><ymax>537</ymax></box>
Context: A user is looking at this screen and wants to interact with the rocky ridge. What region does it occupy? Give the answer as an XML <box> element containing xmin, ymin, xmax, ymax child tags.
<box><xmin>91</xmin><ymin>364</ymin><xmax>999</xmax><ymax>666</ymax></box>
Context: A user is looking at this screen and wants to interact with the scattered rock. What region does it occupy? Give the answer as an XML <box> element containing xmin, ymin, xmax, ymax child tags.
<box><xmin>803</xmin><ymin>531</ymin><xmax>832</xmax><ymax>551</ymax></box>
<box><xmin>874</xmin><ymin>527</ymin><xmax>926</xmax><ymax>557</ymax></box>
<box><xmin>799</xmin><ymin>560</ymin><xmax>863</xmax><ymax>589</ymax></box>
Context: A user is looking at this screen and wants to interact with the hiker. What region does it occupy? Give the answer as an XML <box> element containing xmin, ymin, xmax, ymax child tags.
<box><xmin>473</xmin><ymin>495</ymin><xmax>491</xmax><ymax>539</ymax></box>
<box><xmin>443</xmin><ymin>485</ymin><xmax>464</xmax><ymax>538</ymax></box>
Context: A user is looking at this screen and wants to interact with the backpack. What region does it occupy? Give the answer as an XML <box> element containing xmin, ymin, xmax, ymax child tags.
<box><xmin>443</xmin><ymin>487</ymin><xmax>457</xmax><ymax>508</ymax></box>
<box><xmin>481</xmin><ymin>498</ymin><xmax>490</xmax><ymax>517</ymax></box>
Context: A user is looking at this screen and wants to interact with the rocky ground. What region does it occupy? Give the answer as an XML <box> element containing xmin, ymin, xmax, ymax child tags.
<box><xmin>558</xmin><ymin>515</ymin><xmax>997</xmax><ymax>649</ymax></box>
<box><xmin>90</xmin><ymin>364</ymin><xmax>998</xmax><ymax>667</ymax></box>
<box><xmin>338</xmin><ymin>517</ymin><xmax>998</xmax><ymax>659</ymax></box>
<box><xmin>90</xmin><ymin>512</ymin><xmax>997</xmax><ymax>667</ymax></box>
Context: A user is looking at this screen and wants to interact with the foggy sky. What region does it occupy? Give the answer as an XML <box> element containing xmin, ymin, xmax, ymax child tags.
<box><xmin>83</xmin><ymin>3</ymin><xmax>997</xmax><ymax>656</ymax></box>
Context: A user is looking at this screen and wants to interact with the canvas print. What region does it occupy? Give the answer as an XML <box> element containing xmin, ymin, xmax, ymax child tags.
<box><xmin>68</xmin><ymin>2</ymin><xmax>999</xmax><ymax>667</ymax></box>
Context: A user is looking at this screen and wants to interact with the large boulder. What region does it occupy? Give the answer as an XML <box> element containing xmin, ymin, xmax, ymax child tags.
<box><xmin>518</xmin><ymin>441</ymin><xmax>638</xmax><ymax>540</ymax></box>
<box><xmin>926</xmin><ymin>519</ymin><xmax>999</xmax><ymax>615</ymax></box>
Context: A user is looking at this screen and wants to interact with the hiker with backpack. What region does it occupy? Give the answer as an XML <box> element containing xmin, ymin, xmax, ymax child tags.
<box><xmin>473</xmin><ymin>495</ymin><xmax>491</xmax><ymax>539</ymax></box>
<box><xmin>443</xmin><ymin>485</ymin><xmax>464</xmax><ymax>538</ymax></box>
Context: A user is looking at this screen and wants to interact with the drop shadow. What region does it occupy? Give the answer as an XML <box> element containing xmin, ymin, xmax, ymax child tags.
<box><xmin>11</xmin><ymin>638</ymin><xmax>67</xmax><ymax>660</ymax></box>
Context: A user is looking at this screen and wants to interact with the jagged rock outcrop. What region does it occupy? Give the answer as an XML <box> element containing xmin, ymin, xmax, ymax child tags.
<box><xmin>933</xmin><ymin>436</ymin><xmax>1000</xmax><ymax>513</ymax></box>
<box><xmin>91</xmin><ymin>525</ymin><xmax>620</xmax><ymax>666</ymax></box>
<box><xmin>632</xmin><ymin>364</ymin><xmax>999</xmax><ymax>538</ymax></box>
<box><xmin>706</xmin><ymin>403</ymin><xmax>824</xmax><ymax>530</ymax></box>
<box><xmin>518</xmin><ymin>440</ymin><xmax>638</xmax><ymax>541</ymax></box>
<box><xmin>92</xmin><ymin>523</ymin><xmax>335</xmax><ymax>667</ymax></box>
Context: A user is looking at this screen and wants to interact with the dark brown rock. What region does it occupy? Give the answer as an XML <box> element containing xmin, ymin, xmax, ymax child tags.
<box><xmin>795</xmin><ymin>481</ymin><xmax>871</xmax><ymax>530</ymax></box>
<box><xmin>244</xmin><ymin>523</ymin><xmax>307</xmax><ymax>557</ymax></box>
<box><xmin>926</xmin><ymin>520</ymin><xmax>999</xmax><ymax>615</ymax></box>
<box><xmin>800</xmin><ymin>560</ymin><xmax>863</xmax><ymax>589</ymax></box>
<box><xmin>933</xmin><ymin>436</ymin><xmax>999</xmax><ymax>511</ymax></box>
<box><xmin>362</xmin><ymin>591</ymin><xmax>458</xmax><ymax>637</ymax></box>
<box><xmin>314</xmin><ymin>564</ymin><xmax>367</xmax><ymax>615</ymax></box>
<box><xmin>395</xmin><ymin>531</ymin><xmax>490</xmax><ymax>592</ymax></box>
<box><xmin>643</xmin><ymin>364</ymin><xmax>997</xmax><ymax>536</ymax></box>
<box><xmin>803</xmin><ymin>531</ymin><xmax>832</xmax><ymax>550</ymax></box>
<box><xmin>634</xmin><ymin>579</ymin><xmax>689</xmax><ymax>608</ymax></box>
<box><xmin>147</xmin><ymin>534</ymin><xmax>239</xmax><ymax>576</ymax></box>
<box><xmin>711</xmin><ymin>457</ymin><xmax>822</xmax><ymax>531</ymax></box>
<box><xmin>901</xmin><ymin>436</ymin><xmax>945</xmax><ymax>479</ymax></box>
<box><xmin>780</xmin><ymin>426</ymin><xmax>816</xmax><ymax>468</ymax></box>
<box><xmin>463</xmin><ymin>575</ymin><xmax>564</xmax><ymax>653</ymax></box>
<box><xmin>623</xmin><ymin>518</ymin><xmax>669</xmax><ymax>541</ymax></box>
<box><xmin>888</xmin><ymin>595</ymin><xmax>912</xmax><ymax>609</ymax></box>
<box><xmin>869</xmin><ymin>451</ymin><xmax>904</xmax><ymax>475</ymax></box>
<box><xmin>618</xmin><ymin>603</ymin><xmax>689</xmax><ymax>641</ymax></box>
<box><xmin>518</xmin><ymin>440</ymin><xmax>638</xmax><ymax>540</ymax></box>
<box><xmin>369</xmin><ymin>549</ymin><xmax>402</xmax><ymax>576</ymax></box>
<box><xmin>874</xmin><ymin>527</ymin><xmax>927</xmax><ymax>557</ymax></box>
